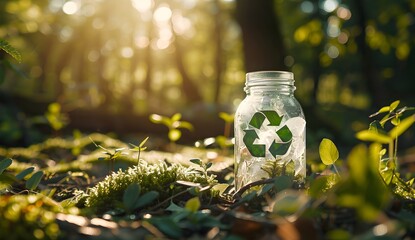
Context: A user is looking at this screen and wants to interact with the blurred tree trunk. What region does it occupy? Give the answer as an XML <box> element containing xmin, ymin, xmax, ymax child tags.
<box><xmin>213</xmin><ymin>0</ymin><xmax>224</xmax><ymax>103</ymax></box>
<box><xmin>353</xmin><ymin>0</ymin><xmax>383</xmax><ymax>107</ymax></box>
<box><xmin>172</xmin><ymin>33</ymin><xmax>203</xmax><ymax>103</ymax></box>
<box><xmin>235</xmin><ymin>0</ymin><xmax>287</xmax><ymax>72</ymax></box>
<box><xmin>143</xmin><ymin>21</ymin><xmax>154</xmax><ymax>98</ymax></box>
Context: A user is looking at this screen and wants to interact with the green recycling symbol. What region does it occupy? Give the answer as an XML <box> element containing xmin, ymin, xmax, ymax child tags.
<box><xmin>243</xmin><ymin>110</ymin><xmax>293</xmax><ymax>158</ymax></box>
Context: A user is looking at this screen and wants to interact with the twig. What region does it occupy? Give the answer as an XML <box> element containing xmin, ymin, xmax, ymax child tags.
<box><xmin>233</xmin><ymin>178</ymin><xmax>276</xmax><ymax>200</ymax></box>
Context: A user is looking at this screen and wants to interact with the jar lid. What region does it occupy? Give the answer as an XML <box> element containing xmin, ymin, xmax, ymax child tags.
<box><xmin>245</xmin><ymin>71</ymin><xmax>295</xmax><ymax>90</ymax></box>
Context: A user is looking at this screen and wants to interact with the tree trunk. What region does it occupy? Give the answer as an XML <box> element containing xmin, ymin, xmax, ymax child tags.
<box><xmin>235</xmin><ymin>0</ymin><xmax>287</xmax><ymax>72</ymax></box>
<box><xmin>172</xmin><ymin>33</ymin><xmax>203</xmax><ymax>103</ymax></box>
<box><xmin>213</xmin><ymin>0</ymin><xmax>224</xmax><ymax>103</ymax></box>
<box><xmin>353</xmin><ymin>0</ymin><xmax>383</xmax><ymax>107</ymax></box>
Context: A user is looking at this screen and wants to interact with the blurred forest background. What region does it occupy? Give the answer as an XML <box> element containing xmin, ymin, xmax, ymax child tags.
<box><xmin>1</xmin><ymin>0</ymin><xmax>415</xmax><ymax>149</ymax></box>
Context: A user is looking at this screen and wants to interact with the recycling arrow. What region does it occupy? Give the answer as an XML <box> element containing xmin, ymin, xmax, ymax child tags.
<box><xmin>243</xmin><ymin>129</ymin><xmax>266</xmax><ymax>157</ymax></box>
<box><xmin>243</xmin><ymin>110</ymin><xmax>293</xmax><ymax>158</ymax></box>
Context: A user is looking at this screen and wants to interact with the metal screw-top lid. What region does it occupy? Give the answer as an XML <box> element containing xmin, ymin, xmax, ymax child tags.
<box><xmin>245</xmin><ymin>71</ymin><xmax>295</xmax><ymax>93</ymax></box>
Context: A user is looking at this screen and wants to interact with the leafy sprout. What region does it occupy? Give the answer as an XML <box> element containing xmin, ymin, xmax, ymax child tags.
<box><xmin>90</xmin><ymin>137</ymin><xmax>125</xmax><ymax>173</ymax></box>
<box><xmin>356</xmin><ymin>100</ymin><xmax>415</xmax><ymax>201</ymax></box>
<box><xmin>149</xmin><ymin>113</ymin><xmax>193</xmax><ymax>150</ymax></box>
<box><xmin>129</xmin><ymin>136</ymin><xmax>149</xmax><ymax>165</ymax></box>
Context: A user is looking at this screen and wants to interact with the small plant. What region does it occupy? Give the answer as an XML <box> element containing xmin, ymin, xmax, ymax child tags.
<box><xmin>129</xmin><ymin>136</ymin><xmax>149</xmax><ymax>165</ymax></box>
<box><xmin>149</xmin><ymin>113</ymin><xmax>193</xmax><ymax>150</ymax></box>
<box><xmin>90</xmin><ymin>138</ymin><xmax>125</xmax><ymax>174</ymax></box>
<box><xmin>216</xmin><ymin>112</ymin><xmax>234</xmax><ymax>153</ymax></box>
<box><xmin>147</xmin><ymin>197</ymin><xmax>225</xmax><ymax>239</ymax></box>
<box><xmin>356</xmin><ymin>100</ymin><xmax>415</xmax><ymax>200</ymax></box>
<box><xmin>45</xmin><ymin>103</ymin><xmax>68</xmax><ymax>133</ymax></box>
<box><xmin>0</xmin><ymin>158</ymin><xmax>44</xmax><ymax>191</ymax></box>
<box><xmin>122</xmin><ymin>182</ymin><xmax>159</xmax><ymax>213</ymax></box>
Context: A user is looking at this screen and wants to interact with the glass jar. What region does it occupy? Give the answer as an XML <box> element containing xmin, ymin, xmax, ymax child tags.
<box><xmin>234</xmin><ymin>71</ymin><xmax>306</xmax><ymax>190</ymax></box>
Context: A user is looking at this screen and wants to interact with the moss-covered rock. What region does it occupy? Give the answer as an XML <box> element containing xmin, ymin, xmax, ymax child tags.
<box><xmin>77</xmin><ymin>160</ymin><xmax>217</xmax><ymax>211</ymax></box>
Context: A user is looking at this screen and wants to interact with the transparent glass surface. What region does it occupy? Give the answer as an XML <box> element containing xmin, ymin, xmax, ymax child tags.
<box><xmin>234</xmin><ymin>71</ymin><xmax>306</xmax><ymax>190</ymax></box>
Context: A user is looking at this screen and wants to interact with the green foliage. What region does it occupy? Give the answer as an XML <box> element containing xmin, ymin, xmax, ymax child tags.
<box><xmin>25</xmin><ymin>171</ymin><xmax>44</xmax><ymax>190</ymax></box>
<box><xmin>356</xmin><ymin>100</ymin><xmax>415</xmax><ymax>201</ymax></box>
<box><xmin>0</xmin><ymin>39</ymin><xmax>21</xmax><ymax>62</ymax></box>
<box><xmin>261</xmin><ymin>159</ymin><xmax>295</xmax><ymax>179</ymax></box>
<box><xmin>129</xmin><ymin>136</ymin><xmax>149</xmax><ymax>163</ymax></box>
<box><xmin>0</xmin><ymin>194</ymin><xmax>63</xmax><ymax>240</ymax></box>
<box><xmin>148</xmin><ymin>199</ymin><xmax>226</xmax><ymax>239</ymax></box>
<box><xmin>149</xmin><ymin>113</ymin><xmax>193</xmax><ymax>144</ymax></box>
<box><xmin>45</xmin><ymin>103</ymin><xmax>68</xmax><ymax>132</ymax></box>
<box><xmin>0</xmin><ymin>158</ymin><xmax>12</xmax><ymax>175</ymax></box>
<box><xmin>77</xmin><ymin>160</ymin><xmax>216</xmax><ymax>211</ymax></box>
<box><xmin>3</xmin><ymin>100</ymin><xmax>415</xmax><ymax>239</ymax></box>
<box><xmin>122</xmin><ymin>183</ymin><xmax>159</xmax><ymax>213</ymax></box>
<box><xmin>0</xmin><ymin>158</ymin><xmax>44</xmax><ymax>191</ymax></box>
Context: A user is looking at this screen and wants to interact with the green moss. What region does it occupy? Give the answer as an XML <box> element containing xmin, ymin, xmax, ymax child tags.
<box><xmin>0</xmin><ymin>194</ymin><xmax>69</xmax><ymax>240</ymax></box>
<box><xmin>78</xmin><ymin>161</ymin><xmax>217</xmax><ymax>211</ymax></box>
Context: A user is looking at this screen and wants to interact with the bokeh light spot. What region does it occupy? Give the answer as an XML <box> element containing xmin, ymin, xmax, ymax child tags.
<box><xmin>131</xmin><ymin>0</ymin><xmax>153</xmax><ymax>13</ymax></box>
<box><xmin>337</xmin><ymin>7</ymin><xmax>352</xmax><ymax>20</ymax></box>
<box><xmin>154</xmin><ymin>5</ymin><xmax>172</xmax><ymax>22</ymax></box>
<box><xmin>121</xmin><ymin>47</ymin><xmax>134</xmax><ymax>58</ymax></box>
<box><xmin>300</xmin><ymin>1</ymin><xmax>314</xmax><ymax>13</ymax></box>
<box><xmin>63</xmin><ymin>1</ymin><xmax>80</xmax><ymax>15</ymax></box>
<box><xmin>327</xmin><ymin>45</ymin><xmax>339</xmax><ymax>58</ymax></box>
<box><xmin>321</xmin><ymin>0</ymin><xmax>338</xmax><ymax>13</ymax></box>
<box><xmin>338</xmin><ymin>32</ymin><xmax>349</xmax><ymax>44</ymax></box>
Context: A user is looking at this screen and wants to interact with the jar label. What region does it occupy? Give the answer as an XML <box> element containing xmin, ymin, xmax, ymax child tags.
<box><xmin>243</xmin><ymin>110</ymin><xmax>293</xmax><ymax>158</ymax></box>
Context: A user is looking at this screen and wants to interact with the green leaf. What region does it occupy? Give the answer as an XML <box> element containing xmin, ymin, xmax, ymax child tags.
<box><xmin>0</xmin><ymin>158</ymin><xmax>12</xmax><ymax>175</ymax></box>
<box><xmin>368</xmin><ymin>121</ymin><xmax>381</xmax><ymax>132</ymax></box>
<box><xmin>135</xmin><ymin>191</ymin><xmax>159</xmax><ymax>209</ymax></box>
<box><xmin>171</xmin><ymin>113</ymin><xmax>182</xmax><ymax>122</ymax></box>
<box><xmin>166</xmin><ymin>202</ymin><xmax>184</xmax><ymax>212</ymax></box>
<box><xmin>284</xmin><ymin>160</ymin><xmax>295</xmax><ymax>176</ymax></box>
<box><xmin>149</xmin><ymin>114</ymin><xmax>170</xmax><ymax>126</ymax></box>
<box><xmin>240</xmin><ymin>191</ymin><xmax>257</xmax><ymax>203</ymax></box>
<box><xmin>272</xmin><ymin>190</ymin><xmax>309</xmax><ymax>217</ymax></box>
<box><xmin>149</xmin><ymin>217</ymin><xmax>183</xmax><ymax>239</ymax></box>
<box><xmin>190</xmin><ymin>158</ymin><xmax>202</xmax><ymax>166</ymax></box>
<box><xmin>274</xmin><ymin>175</ymin><xmax>293</xmax><ymax>192</ymax></box>
<box><xmin>211</xmin><ymin>183</ymin><xmax>229</xmax><ymax>196</ymax></box>
<box><xmin>257</xmin><ymin>183</ymin><xmax>275</xmax><ymax>196</ymax></box>
<box><xmin>389</xmin><ymin>100</ymin><xmax>400</xmax><ymax>112</ymax></box>
<box><xmin>356</xmin><ymin>130</ymin><xmax>392</xmax><ymax>144</ymax></box>
<box><xmin>389</xmin><ymin>115</ymin><xmax>415</xmax><ymax>138</ymax></box>
<box><xmin>0</xmin><ymin>39</ymin><xmax>21</xmax><ymax>62</ymax></box>
<box><xmin>15</xmin><ymin>167</ymin><xmax>35</xmax><ymax>180</ymax></box>
<box><xmin>123</xmin><ymin>183</ymin><xmax>141</xmax><ymax>211</ymax></box>
<box><xmin>319</xmin><ymin>138</ymin><xmax>339</xmax><ymax>165</ymax></box>
<box><xmin>139</xmin><ymin>136</ymin><xmax>149</xmax><ymax>148</ymax></box>
<box><xmin>26</xmin><ymin>171</ymin><xmax>44</xmax><ymax>190</ymax></box>
<box><xmin>309</xmin><ymin>175</ymin><xmax>330</xmax><ymax>198</ymax></box>
<box><xmin>168</xmin><ymin>129</ymin><xmax>181</xmax><ymax>142</ymax></box>
<box><xmin>219</xmin><ymin>112</ymin><xmax>234</xmax><ymax>123</ymax></box>
<box><xmin>177</xmin><ymin>121</ymin><xmax>194</xmax><ymax>131</ymax></box>
<box><xmin>206</xmin><ymin>162</ymin><xmax>213</xmax><ymax>169</ymax></box>
<box><xmin>185</xmin><ymin>197</ymin><xmax>200</xmax><ymax>212</ymax></box>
